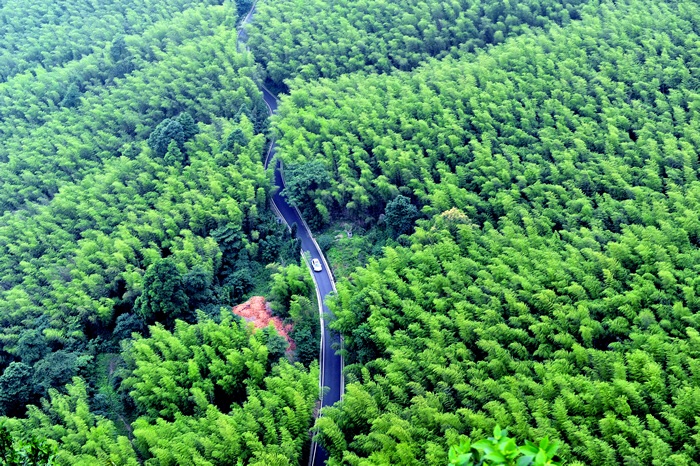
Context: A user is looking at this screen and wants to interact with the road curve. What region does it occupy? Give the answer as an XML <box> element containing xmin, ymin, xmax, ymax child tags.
<box><xmin>238</xmin><ymin>6</ymin><xmax>344</xmax><ymax>466</ymax></box>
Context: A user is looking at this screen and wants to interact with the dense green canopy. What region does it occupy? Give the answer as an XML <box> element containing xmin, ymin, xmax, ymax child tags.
<box><xmin>0</xmin><ymin>0</ymin><xmax>313</xmax><ymax>463</ymax></box>
<box><xmin>4</xmin><ymin>315</ymin><xmax>318</xmax><ymax>465</ymax></box>
<box><xmin>3</xmin><ymin>0</ymin><xmax>700</xmax><ymax>463</ymax></box>
<box><xmin>246</xmin><ymin>0</ymin><xmax>590</xmax><ymax>86</ymax></box>
<box><xmin>266</xmin><ymin>0</ymin><xmax>700</xmax><ymax>464</ymax></box>
<box><xmin>0</xmin><ymin>0</ymin><xmax>226</xmax><ymax>83</ymax></box>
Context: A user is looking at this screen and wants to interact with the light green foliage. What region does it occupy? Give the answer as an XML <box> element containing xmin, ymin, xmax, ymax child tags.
<box><xmin>0</xmin><ymin>0</ymin><xmax>225</xmax><ymax>82</ymax></box>
<box><xmin>274</xmin><ymin>0</ymin><xmax>700</xmax><ymax>227</ymax></box>
<box><xmin>266</xmin><ymin>260</ymin><xmax>321</xmax><ymax>367</ymax></box>
<box><xmin>269</xmin><ymin>263</ymin><xmax>315</xmax><ymax>317</ymax></box>
<box><xmin>0</xmin><ymin>2</ymin><xmax>262</xmax><ymax>212</ymax></box>
<box><xmin>124</xmin><ymin>314</ymin><xmax>319</xmax><ymax>465</ymax></box>
<box><xmin>0</xmin><ymin>0</ymin><xmax>309</xmax><ymax>463</ymax></box>
<box><xmin>2</xmin><ymin>317</ymin><xmax>317</xmax><ymax>466</ymax></box>
<box><xmin>246</xmin><ymin>0</ymin><xmax>590</xmax><ymax>86</ymax></box>
<box><xmin>317</xmin><ymin>225</ymin><xmax>386</xmax><ymax>278</ymax></box>
<box><xmin>278</xmin><ymin>0</ymin><xmax>700</xmax><ymax>464</ymax></box>
<box><xmin>0</xmin><ymin>2</ymin><xmax>234</xmax><ymax>154</ymax></box>
<box><xmin>123</xmin><ymin>313</ymin><xmax>273</xmax><ymax>420</ymax></box>
<box><xmin>448</xmin><ymin>426</ymin><xmax>563</xmax><ymax>466</ymax></box>
<box><xmin>0</xmin><ymin>116</ymin><xmax>272</xmax><ymax>351</ymax></box>
<box><xmin>268</xmin><ymin>264</ymin><xmax>320</xmax><ymax>366</ymax></box>
<box><xmin>0</xmin><ymin>422</ymin><xmax>55</xmax><ymax>466</ymax></box>
<box><xmin>3</xmin><ymin>377</ymin><xmax>139</xmax><ymax>465</ymax></box>
<box><xmin>131</xmin><ymin>360</ymin><xmax>319</xmax><ymax>465</ymax></box>
<box><xmin>9</xmin><ymin>0</ymin><xmax>700</xmax><ymax>462</ymax></box>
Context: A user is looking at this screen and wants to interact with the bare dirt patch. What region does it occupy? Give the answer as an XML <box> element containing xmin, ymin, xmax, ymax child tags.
<box><xmin>232</xmin><ymin>296</ymin><xmax>294</xmax><ymax>349</ymax></box>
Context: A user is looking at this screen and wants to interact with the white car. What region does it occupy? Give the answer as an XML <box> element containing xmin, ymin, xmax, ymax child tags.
<box><xmin>311</xmin><ymin>258</ymin><xmax>322</xmax><ymax>272</ymax></box>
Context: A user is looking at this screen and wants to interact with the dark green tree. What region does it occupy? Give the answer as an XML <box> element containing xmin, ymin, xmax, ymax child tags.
<box><xmin>134</xmin><ymin>258</ymin><xmax>189</xmax><ymax>326</ymax></box>
<box><xmin>148</xmin><ymin>119</ymin><xmax>185</xmax><ymax>158</ymax></box>
<box><xmin>384</xmin><ymin>195</ymin><xmax>418</xmax><ymax>237</ymax></box>
<box><xmin>59</xmin><ymin>83</ymin><xmax>80</xmax><ymax>108</ymax></box>
<box><xmin>290</xmin><ymin>296</ymin><xmax>320</xmax><ymax>366</ymax></box>
<box><xmin>283</xmin><ymin>160</ymin><xmax>330</xmax><ymax>227</ymax></box>
<box><xmin>247</xmin><ymin>95</ymin><xmax>270</xmax><ymax>134</ymax></box>
<box><xmin>109</xmin><ymin>36</ymin><xmax>133</xmax><ymax>79</ymax></box>
<box><xmin>32</xmin><ymin>351</ymin><xmax>83</xmax><ymax>398</ymax></box>
<box><xmin>175</xmin><ymin>113</ymin><xmax>198</xmax><ymax>141</ymax></box>
<box><xmin>16</xmin><ymin>330</ymin><xmax>49</xmax><ymax>365</ymax></box>
<box><xmin>109</xmin><ymin>36</ymin><xmax>129</xmax><ymax>64</ymax></box>
<box><xmin>235</xmin><ymin>0</ymin><xmax>254</xmax><ymax>20</ymax></box>
<box><xmin>221</xmin><ymin>269</ymin><xmax>252</xmax><ymax>304</ymax></box>
<box><xmin>221</xmin><ymin>127</ymin><xmax>248</xmax><ymax>154</ymax></box>
<box><xmin>112</xmin><ymin>313</ymin><xmax>147</xmax><ymax>341</ymax></box>
<box><xmin>260</xmin><ymin>327</ymin><xmax>289</xmax><ymax>367</ymax></box>
<box><xmin>0</xmin><ymin>363</ymin><xmax>36</xmax><ymax>417</ymax></box>
<box><xmin>182</xmin><ymin>265</ymin><xmax>216</xmax><ymax>312</ymax></box>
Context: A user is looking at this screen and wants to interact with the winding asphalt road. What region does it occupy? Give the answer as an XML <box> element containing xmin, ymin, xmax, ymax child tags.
<box><xmin>238</xmin><ymin>5</ymin><xmax>344</xmax><ymax>465</ymax></box>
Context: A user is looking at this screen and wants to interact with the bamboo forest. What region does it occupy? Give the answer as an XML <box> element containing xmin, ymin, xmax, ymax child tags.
<box><xmin>0</xmin><ymin>0</ymin><xmax>698</xmax><ymax>464</ymax></box>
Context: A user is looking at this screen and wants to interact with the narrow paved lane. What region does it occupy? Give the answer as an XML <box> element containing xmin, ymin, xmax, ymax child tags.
<box><xmin>261</xmin><ymin>85</ymin><xmax>343</xmax><ymax>466</ymax></box>
<box><xmin>237</xmin><ymin>6</ymin><xmax>344</xmax><ymax>465</ymax></box>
